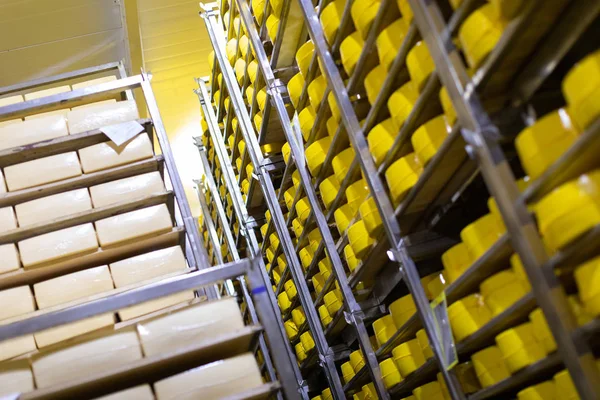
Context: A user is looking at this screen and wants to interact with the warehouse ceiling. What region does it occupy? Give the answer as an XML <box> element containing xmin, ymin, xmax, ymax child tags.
<box><xmin>0</xmin><ymin>0</ymin><xmax>213</xmax><ymax>217</ymax></box>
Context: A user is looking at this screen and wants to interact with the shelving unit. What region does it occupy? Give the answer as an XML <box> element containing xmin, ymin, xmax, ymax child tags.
<box><xmin>0</xmin><ymin>63</ymin><xmax>301</xmax><ymax>400</ymax></box>
<box><xmin>199</xmin><ymin>0</ymin><xmax>600</xmax><ymax>398</ymax></box>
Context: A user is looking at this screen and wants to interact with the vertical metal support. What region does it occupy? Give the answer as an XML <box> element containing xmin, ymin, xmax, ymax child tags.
<box><xmin>291</xmin><ymin>0</ymin><xmax>466</xmax><ymax>397</ymax></box>
<box><xmin>196</xmin><ymin>80</ymin><xmax>309</xmax><ymax>399</ymax></box>
<box><xmin>406</xmin><ymin>1</ymin><xmax>600</xmax><ymax>399</ymax></box>
<box><xmin>140</xmin><ymin>75</ymin><xmax>218</xmax><ymax>301</ymax></box>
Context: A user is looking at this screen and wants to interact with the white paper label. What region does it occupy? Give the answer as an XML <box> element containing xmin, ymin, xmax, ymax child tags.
<box><xmin>100</xmin><ymin>121</ymin><xmax>145</xmax><ymax>147</ymax></box>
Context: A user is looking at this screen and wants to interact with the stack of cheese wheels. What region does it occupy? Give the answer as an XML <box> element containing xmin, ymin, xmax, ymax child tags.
<box><xmin>0</xmin><ymin>79</ymin><xmax>263</xmax><ymax>398</ymax></box>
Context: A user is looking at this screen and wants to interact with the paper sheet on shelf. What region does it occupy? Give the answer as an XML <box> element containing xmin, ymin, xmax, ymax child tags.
<box><xmin>100</xmin><ymin>121</ymin><xmax>145</xmax><ymax>147</ymax></box>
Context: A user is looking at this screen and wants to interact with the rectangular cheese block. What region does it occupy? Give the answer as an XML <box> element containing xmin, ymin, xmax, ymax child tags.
<box><xmin>118</xmin><ymin>290</ymin><xmax>195</xmax><ymax>321</ymax></box>
<box><xmin>95</xmin><ymin>385</ymin><xmax>155</xmax><ymax>400</ymax></box>
<box><xmin>71</xmin><ymin>76</ymin><xmax>117</xmax><ymax>90</ymax></box>
<box><xmin>24</xmin><ymin>85</ymin><xmax>71</xmax><ymax>101</ymax></box>
<box><xmin>0</xmin><ymin>285</ymin><xmax>36</xmax><ymax>321</ymax></box>
<box><xmin>15</xmin><ymin>188</ymin><xmax>92</xmax><ymax>227</ymax></box>
<box><xmin>0</xmin><ymin>244</ymin><xmax>21</xmax><ymax>274</ymax></box>
<box><xmin>24</xmin><ymin>109</ymin><xmax>70</xmax><ymax>121</ymax></box>
<box><xmin>18</xmin><ymin>223</ymin><xmax>98</xmax><ymax>269</ymax></box>
<box><xmin>95</xmin><ymin>204</ymin><xmax>172</xmax><ymax>248</ymax></box>
<box><xmin>0</xmin><ymin>206</ymin><xmax>17</xmax><ymax>233</ymax></box>
<box><xmin>0</xmin><ymin>114</ymin><xmax>69</xmax><ymax>151</ymax></box>
<box><xmin>34</xmin><ymin>313</ymin><xmax>115</xmax><ymax>349</ymax></box>
<box><xmin>0</xmin><ymin>334</ymin><xmax>36</xmax><ymax>362</ymax></box>
<box><xmin>89</xmin><ymin>171</ymin><xmax>166</xmax><ymax>208</ymax></box>
<box><xmin>136</xmin><ymin>297</ymin><xmax>244</xmax><ymax>357</ymax></box>
<box><xmin>110</xmin><ymin>246</ymin><xmax>187</xmax><ymax>287</ymax></box>
<box><xmin>32</xmin><ymin>329</ymin><xmax>142</xmax><ymax>388</ymax></box>
<box><xmin>4</xmin><ymin>152</ymin><xmax>82</xmax><ymax>192</ymax></box>
<box><xmin>0</xmin><ymin>95</ymin><xmax>23</xmax><ymax>107</ymax></box>
<box><xmin>67</xmin><ymin>100</ymin><xmax>139</xmax><ymax>135</ymax></box>
<box><xmin>0</xmin><ymin>359</ymin><xmax>35</xmax><ymax>397</ymax></box>
<box><xmin>34</xmin><ymin>265</ymin><xmax>114</xmax><ymax>309</ymax></box>
<box><xmin>154</xmin><ymin>353</ymin><xmax>263</xmax><ymax>400</ymax></box>
<box><xmin>78</xmin><ymin>133</ymin><xmax>154</xmax><ymax>173</ymax></box>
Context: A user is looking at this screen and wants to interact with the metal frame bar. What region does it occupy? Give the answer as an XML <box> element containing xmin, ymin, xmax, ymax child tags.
<box><xmin>196</xmin><ymin>78</ymin><xmax>307</xmax><ymax>400</ymax></box>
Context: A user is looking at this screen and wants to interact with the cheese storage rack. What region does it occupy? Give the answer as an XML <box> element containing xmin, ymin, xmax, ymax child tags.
<box><xmin>198</xmin><ymin>0</ymin><xmax>600</xmax><ymax>399</ymax></box>
<box><xmin>0</xmin><ymin>62</ymin><xmax>302</xmax><ymax>400</ymax></box>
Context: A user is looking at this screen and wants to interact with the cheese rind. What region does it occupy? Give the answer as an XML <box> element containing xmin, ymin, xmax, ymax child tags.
<box><xmin>32</xmin><ymin>330</ymin><xmax>142</xmax><ymax>388</ymax></box>
<box><xmin>110</xmin><ymin>246</ymin><xmax>187</xmax><ymax>287</ymax></box>
<box><xmin>0</xmin><ymin>335</ymin><xmax>36</xmax><ymax>362</ymax></box>
<box><xmin>34</xmin><ymin>265</ymin><xmax>114</xmax><ymax>309</ymax></box>
<box><xmin>95</xmin><ymin>204</ymin><xmax>172</xmax><ymax>248</ymax></box>
<box><xmin>119</xmin><ymin>291</ymin><xmax>195</xmax><ymax>321</ymax></box>
<box><xmin>90</xmin><ymin>172</ymin><xmax>166</xmax><ymax>208</ymax></box>
<box><xmin>71</xmin><ymin>76</ymin><xmax>117</xmax><ymax>90</ymax></box>
<box><xmin>137</xmin><ymin>298</ymin><xmax>244</xmax><ymax>357</ymax></box>
<box><xmin>78</xmin><ymin>133</ymin><xmax>154</xmax><ymax>173</ymax></box>
<box><xmin>154</xmin><ymin>353</ymin><xmax>263</xmax><ymax>400</ymax></box>
<box><xmin>0</xmin><ymin>244</ymin><xmax>21</xmax><ymax>274</ymax></box>
<box><xmin>0</xmin><ymin>119</ymin><xmax>21</xmax><ymax>127</ymax></box>
<box><xmin>24</xmin><ymin>109</ymin><xmax>70</xmax><ymax>121</ymax></box>
<box><xmin>34</xmin><ymin>313</ymin><xmax>115</xmax><ymax>348</ymax></box>
<box><xmin>0</xmin><ymin>114</ymin><xmax>69</xmax><ymax>151</ymax></box>
<box><xmin>15</xmin><ymin>188</ymin><xmax>92</xmax><ymax>227</ymax></box>
<box><xmin>0</xmin><ymin>359</ymin><xmax>35</xmax><ymax>397</ymax></box>
<box><xmin>67</xmin><ymin>100</ymin><xmax>139</xmax><ymax>135</ymax></box>
<box><xmin>24</xmin><ymin>85</ymin><xmax>71</xmax><ymax>101</ymax></box>
<box><xmin>18</xmin><ymin>223</ymin><xmax>98</xmax><ymax>269</ymax></box>
<box><xmin>4</xmin><ymin>152</ymin><xmax>82</xmax><ymax>192</ymax></box>
<box><xmin>95</xmin><ymin>384</ymin><xmax>155</xmax><ymax>400</ymax></box>
<box><xmin>0</xmin><ymin>285</ymin><xmax>36</xmax><ymax>320</ymax></box>
<box><xmin>72</xmin><ymin>99</ymin><xmax>117</xmax><ymax>110</ymax></box>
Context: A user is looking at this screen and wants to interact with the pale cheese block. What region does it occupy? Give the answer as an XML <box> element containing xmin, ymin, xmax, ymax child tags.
<box><xmin>0</xmin><ymin>114</ymin><xmax>68</xmax><ymax>151</ymax></box>
<box><xmin>0</xmin><ymin>95</ymin><xmax>23</xmax><ymax>107</ymax></box>
<box><xmin>0</xmin><ymin>244</ymin><xmax>21</xmax><ymax>274</ymax></box>
<box><xmin>78</xmin><ymin>133</ymin><xmax>154</xmax><ymax>173</ymax></box>
<box><xmin>95</xmin><ymin>204</ymin><xmax>172</xmax><ymax>248</ymax></box>
<box><xmin>34</xmin><ymin>265</ymin><xmax>114</xmax><ymax>309</ymax></box>
<box><xmin>32</xmin><ymin>329</ymin><xmax>143</xmax><ymax>388</ymax></box>
<box><xmin>154</xmin><ymin>353</ymin><xmax>263</xmax><ymax>400</ymax></box>
<box><xmin>118</xmin><ymin>291</ymin><xmax>195</xmax><ymax>321</ymax></box>
<box><xmin>110</xmin><ymin>246</ymin><xmax>187</xmax><ymax>287</ymax></box>
<box><xmin>0</xmin><ymin>359</ymin><xmax>35</xmax><ymax>397</ymax></box>
<box><xmin>15</xmin><ymin>188</ymin><xmax>92</xmax><ymax>227</ymax></box>
<box><xmin>24</xmin><ymin>109</ymin><xmax>70</xmax><ymax>121</ymax></box>
<box><xmin>0</xmin><ymin>119</ymin><xmax>22</xmax><ymax>127</ymax></box>
<box><xmin>0</xmin><ymin>285</ymin><xmax>36</xmax><ymax>320</ymax></box>
<box><xmin>71</xmin><ymin>76</ymin><xmax>117</xmax><ymax>90</ymax></box>
<box><xmin>95</xmin><ymin>385</ymin><xmax>155</xmax><ymax>400</ymax></box>
<box><xmin>67</xmin><ymin>99</ymin><xmax>139</xmax><ymax>135</ymax></box>
<box><xmin>34</xmin><ymin>314</ymin><xmax>115</xmax><ymax>348</ymax></box>
<box><xmin>0</xmin><ymin>335</ymin><xmax>36</xmax><ymax>362</ymax></box>
<box><xmin>18</xmin><ymin>223</ymin><xmax>98</xmax><ymax>269</ymax></box>
<box><xmin>72</xmin><ymin>99</ymin><xmax>117</xmax><ymax>110</ymax></box>
<box><xmin>136</xmin><ymin>297</ymin><xmax>244</xmax><ymax>357</ymax></box>
<box><xmin>24</xmin><ymin>85</ymin><xmax>71</xmax><ymax>101</ymax></box>
<box><xmin>90</xmin><ymin>171</ymin><xmax>166</xmax><ymax>208</ymax></box>
<box><xmin>0</xmin><ymin>206</ymin><xmax>17</xmax><ymax>232</ymax></box>
<box><xmin>4</xmin><ymin>152</ymin><xmax>82</xmax><ymax>192</ymax></box>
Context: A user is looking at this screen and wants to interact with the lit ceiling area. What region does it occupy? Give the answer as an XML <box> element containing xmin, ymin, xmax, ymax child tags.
<box><xmin>137</xmin><ymin>0</ymin><xmax>213</xmax><ymax>217</ymax></box>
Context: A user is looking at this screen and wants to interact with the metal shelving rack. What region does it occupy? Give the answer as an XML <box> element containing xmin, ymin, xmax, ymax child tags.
<box><xmin>199</xmin><ymin>0</ymin><xmax>600</xmax><ymax>398</ymax></box>
<box><xmin>0</xmin><ymin>63</ymin><xmax>301</xmax><ymax>400</ymax></box>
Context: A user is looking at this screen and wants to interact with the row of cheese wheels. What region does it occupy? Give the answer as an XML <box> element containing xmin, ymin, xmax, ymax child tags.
<box><xmin>0</xmin><ymin>297</ymin><xmax>265</xmax><ymax>399</ymax></box>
